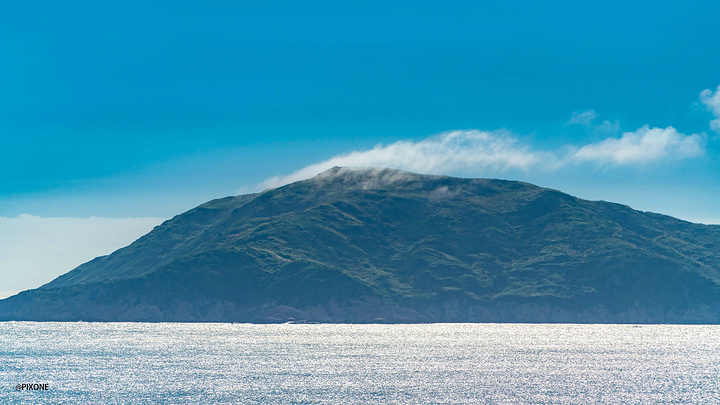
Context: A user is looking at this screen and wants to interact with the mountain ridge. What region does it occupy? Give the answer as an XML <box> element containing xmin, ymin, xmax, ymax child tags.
<box><xmin>2</xmin><ymin>167</ymin><xmax>720</xmax><ymax>323</ymax></box>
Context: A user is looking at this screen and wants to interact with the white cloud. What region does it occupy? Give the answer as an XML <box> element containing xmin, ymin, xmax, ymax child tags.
<box><xmin>570</xmin><ymin>125</ymin><xmax>705</xmax><ymax>165</ymax></box>
<box><xmin>700</xmin><ymin>84</ymin><xmax>720</xmax><ymax>133</ymax></box>
<box><xmin>259</xmin><ymin>130</ymin><xmax>558</xmax><ymax>189</ymax></box>
<box><xmin>568</xmin><ymin>109</ymin><xmax>598</xmax><ymax>125</ymax></box>
<box><xmin>255</xmin><ymin>124</ymin><xmax>706</xmax><ymax>191</ymax></box>
<box><xmin>0</xmin><ymin>215</ymin><xmax>164</xmax><ymax>298</ymax></box>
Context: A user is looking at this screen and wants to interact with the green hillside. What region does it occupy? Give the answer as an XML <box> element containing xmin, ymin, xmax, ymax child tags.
<box><xmin>2</xmin><ymin>167</ymin><xmax>720</xmax><ymax>323</ymax></box>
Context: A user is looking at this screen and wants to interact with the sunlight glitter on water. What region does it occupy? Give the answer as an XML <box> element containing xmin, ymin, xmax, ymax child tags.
<box><xmin>1</xmin><ymin>323</ymin><xmax>719</xmax><ymax>404</ymax></box>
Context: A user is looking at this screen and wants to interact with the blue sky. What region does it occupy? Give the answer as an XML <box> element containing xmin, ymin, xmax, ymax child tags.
<box><xmin>2</xmin><ymin>1</ymin><xmax>720</xmax><ymax>295</ymax></box>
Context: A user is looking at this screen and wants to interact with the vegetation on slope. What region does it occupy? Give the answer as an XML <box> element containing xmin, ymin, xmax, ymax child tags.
<box><xmin>2</xmin><ymin>167</ymin><xmax>720</xmax><ymax>322</ymax></box>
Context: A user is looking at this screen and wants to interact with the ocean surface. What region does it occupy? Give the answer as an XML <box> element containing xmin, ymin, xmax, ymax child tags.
<box><xmin>1</xmin><ymin>323</ymin><xmax>719</xmax><ymax>404</ymax></box>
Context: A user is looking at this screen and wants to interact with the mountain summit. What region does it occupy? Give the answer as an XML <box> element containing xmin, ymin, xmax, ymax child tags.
<box><xmin>2</xmin><ymin>167</ymin><xmax>720</xmax><ymax>323</ymax></box>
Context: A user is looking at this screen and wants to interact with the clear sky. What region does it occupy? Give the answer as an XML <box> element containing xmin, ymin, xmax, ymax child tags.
<box><xmin>2</xmin><ymin>1</ymin><xmax>720</xmax><ymax>296</ymax></box>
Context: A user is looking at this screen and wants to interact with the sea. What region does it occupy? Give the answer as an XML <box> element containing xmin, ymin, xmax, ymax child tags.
<box><xmin>1</xmin><ymin>322</ymin><xmax>719</xmax><ymax>404</ymax></box>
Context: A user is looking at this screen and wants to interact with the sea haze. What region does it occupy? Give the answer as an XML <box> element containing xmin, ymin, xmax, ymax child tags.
<box><xmin>2</xmin><ymin>323</ymin><xmax>719</xmax><ymax>404</ymax></box>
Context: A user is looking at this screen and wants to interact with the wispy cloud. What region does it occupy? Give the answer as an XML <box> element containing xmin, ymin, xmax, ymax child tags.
<box><xmin>700</xmin><ymin>84</ymin><xmax>720</xmax><ymax>134</ymax></box>
<box><xmin>569</xmin><ymin>125</ymin><xmax>705</xmax><ymax>165</ymax></box>
<box><xmin>568</xmin><ymin>109</ymin><xmax>598</xmax><ymax>125</ymax></box>
<box><xmin>257</xmin><ymin>125</ymin><xmax>705</xmax><ymax>190</ymax></box>
<box><xmin>567</xmin><ymin>109</ymin><xmax>619</xmax><ymax>137</ymax></box>
<box><xmin>260</xmin><ymin>130</ymin><xmax>557</xmax><ymax>189</ymax></box>
<box><xmin>254</xmin><ymin>86</ymin><xmax>720</xmax><ymax>191</ymax></box>
<box><xmin>0</xmin><ymin>215</ymin><xmax>164</xmax><ymax>298</ymax></box>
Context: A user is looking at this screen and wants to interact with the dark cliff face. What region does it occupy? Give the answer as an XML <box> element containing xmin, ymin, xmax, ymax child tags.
<box><xmin>3</xmin><ymin>167</ymin><xmax>720</xmax><ymax>323</ymax></box>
